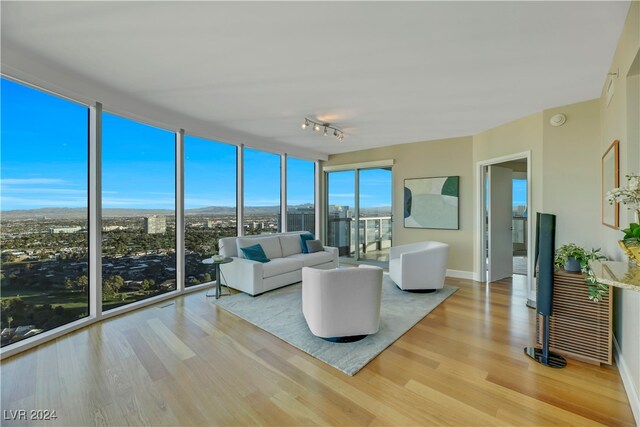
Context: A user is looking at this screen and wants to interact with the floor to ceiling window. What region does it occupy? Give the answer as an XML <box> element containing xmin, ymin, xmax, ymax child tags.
<box><xmin>0</xmin><ymin>78</ymin><xmax>89</xmax><ymax>347</ymax></box>
<box><xmin>101</xmin><ymin>113</ymin><xmax>176</xmax><ymax>310</ymax></box>
<box><xmin>0</xmin><ymin>80</ymin><xmax>319</xmax><ymax>353</ymax></box>
<box><xmin>243</xmin><ymin>148</ymin><xmax>281</xmax><ymax>234</ymax></box>
<box><xmin>286</xmin><ymin>157</ymin><xmax>315</xmax><ymax>234</ymax></box>
<box><xmin>184</xmin><ymin>136</ymin><xmax>237</xmax><ymax>287</ymax></box>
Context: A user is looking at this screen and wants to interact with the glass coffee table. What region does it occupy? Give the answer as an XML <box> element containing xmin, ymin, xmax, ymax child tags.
<box><xmin>201</xmin><ymin>257</ymin><xmax>233</xmax><ymax>299</ymax></box>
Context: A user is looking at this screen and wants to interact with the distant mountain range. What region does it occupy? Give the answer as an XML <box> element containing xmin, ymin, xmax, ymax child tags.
<box><xmin>1</xmin><ymin>205</ymin><xmax>311</xmax><ymax>219</ymax></box>
<box><xmin>1</xmin><ymin>204</ymin><xmax>390</xmax><ymax>219</ymax></box>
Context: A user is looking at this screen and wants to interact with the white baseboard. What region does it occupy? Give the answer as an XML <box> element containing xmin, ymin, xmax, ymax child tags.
<box><xmin>446</xmin><ymin>269</ymin><xmax>475</xmax><ymax>280</ymax></box>
<box><xmin>614</xmin><ymin>336</ymin><xmax>640</xmax><ymax>426</ymax></box>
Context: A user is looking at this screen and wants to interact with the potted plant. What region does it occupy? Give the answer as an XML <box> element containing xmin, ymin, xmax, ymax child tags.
<box><xmin>554</xmin><ymin>244</ymin><xmax>608</xmax><ymax>302</ymax></box>
<box><xmin>617</xmin><ymin>222</ymin><xmax>640</xmax><ymax>263</ymax></box>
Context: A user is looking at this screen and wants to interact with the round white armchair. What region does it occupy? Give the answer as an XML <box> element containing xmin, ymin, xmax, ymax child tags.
<box><xmin>302</xmin><ymin>265</ymin><xmax>383</xmax><ymax>342</ymax></box>
<box><xmin>388</xmin><ymin>241</ymin><xmax>449</xmax><ymax>291</ymax></box>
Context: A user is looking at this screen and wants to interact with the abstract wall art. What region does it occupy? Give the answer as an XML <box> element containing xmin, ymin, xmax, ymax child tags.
<box><xmin>404</xmin><ymin>176</ymin><xmax>459</xmax><ymax>229</ymax></box>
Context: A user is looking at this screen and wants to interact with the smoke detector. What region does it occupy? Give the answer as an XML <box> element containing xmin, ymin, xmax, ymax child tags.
<box><xmin>549</xmin><ymin>114</ymin><xmax>567</xmax><ymax>127</ymax></box>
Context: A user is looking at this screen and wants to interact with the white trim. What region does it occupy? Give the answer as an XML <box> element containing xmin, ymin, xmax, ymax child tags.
<box><xmin>323</xmin><ymin>159</ymin><xmax>394</xmax><ymax>172</ymax></box>
<box><xmin>176</xmin><ymin>129</ymin><xmax>185</xmax><ymax>292</ymax></box>
<box><xmin>237</xmin><ymin>144</ymin><xmax>244</xmax><ymax>237</ymax></box>
<box><xmin>446</xmin><ymin>269</ymin><xmax>475</xmax><ymax>280</ymax></box>
<box><xmin>614</xmin><ymin>336</ymin><xmax>640</xmax><ymax>426</ymax></box>
<box><xmin>89</xmin><ymin>102</ymin><xmax>103</xmax><ymax>318</ymax></box>
<box><xmin>281</xmin><ymin>153</ymin><xmax>287</xmax><ymax>232</ymax></box>
<box><xmin>475</xmin><ymin>151</ymin><xmax>534</xmax><ymax>302</ymax></box>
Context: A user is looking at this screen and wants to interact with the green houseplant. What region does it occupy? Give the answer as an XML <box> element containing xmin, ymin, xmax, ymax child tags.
<box><xmin>617</xmin><ymin>223</ymin><xmax>640</xmax><ymax>263</ymax></box>
<box><xmin>554</xmin><ymin>244</ymin><xmax>607</xmax><ymax>302</ymax></box>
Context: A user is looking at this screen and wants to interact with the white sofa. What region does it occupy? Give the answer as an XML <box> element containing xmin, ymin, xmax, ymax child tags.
<box><xmin>389</xmin><ymin>241</ymin><xmax>449</xmax><ymax>291</ymax></box>
<box><xmin>218</xmin><ymin>231</ymin><xmax>338</xmax><ymax>296</ymax></box>
<box><xmin>302</xmin><ymin>265</ymin><xmax>383</xmax><ymax>341</ymax></box>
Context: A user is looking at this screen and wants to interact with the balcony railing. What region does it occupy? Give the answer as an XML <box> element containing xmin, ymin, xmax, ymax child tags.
<box><xmin>327</xmin><ymin>216</ymin><xmax>392</xmax><ymax>257</ymax></box>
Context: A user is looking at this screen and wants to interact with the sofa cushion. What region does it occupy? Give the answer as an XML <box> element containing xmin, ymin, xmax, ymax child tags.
<box><xmin>289</xmin><ymin>251</ymin><xmax>334</xmax><ymax>267</ymax></box>
<box><xmin>280</xmin><ymin>234</ymin><xmax>303</xmax><ymax>257</ymax></box>
<box><xmin>300</xmin><ymin>233</ymin><xmax>315</xmax><ymax>253</ymax></box>
<box><xmin>305</xmin><ymin>240</ymin><xmax>324</xmax><ymax>253</ymax></box>
<box><xmin>237</xmin><ymin>236</ymin><xmax>282</xmax><ymax>259</ymax></box>
<box><xmin>262</xmin><ymin>258</ymin><xmax>303</xmax><ymax>278</ymax></box>
<box><xmin>240</xmin><ymin>244</ymin><xmax>270</xmax><ymax>263</ymax></box>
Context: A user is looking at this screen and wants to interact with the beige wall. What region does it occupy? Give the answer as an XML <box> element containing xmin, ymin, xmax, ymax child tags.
<box><xmin>471</xmin><ymin>112</ymin><xmax>543</xmax><ymax>282</ymax></box>
<box><xmin>322</xmin><ymin>136</ymin><xmax>474</xmax><ymax>273</ymax></box>
<box><xmin>542</xmin><ymin>99</ymin><xmax>601</xmax><ymax>249</ymax></box>
<box><xmin>600</xmin><ymin>1</ymin><xmax>640</xmax><ymax>419</ymax></box>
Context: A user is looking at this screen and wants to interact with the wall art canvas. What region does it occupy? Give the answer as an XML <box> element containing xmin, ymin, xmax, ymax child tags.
<box><xmin>404</xmin><ymin>176</ymin><xmax>459</xmax><ymax>229</ymax></box>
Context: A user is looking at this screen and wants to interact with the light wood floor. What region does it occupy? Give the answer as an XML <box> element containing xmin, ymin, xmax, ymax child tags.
<box><xmin>1</xmin><ymin>275</ymin><xmax>635</xmax><ymax>426</ymax></box>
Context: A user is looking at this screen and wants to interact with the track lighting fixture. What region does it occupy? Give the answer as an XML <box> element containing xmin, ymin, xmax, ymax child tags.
<box><xmin>300</xmin><ymin>117</ymin><xmax>345</xmax><ymax>142</ymax></box>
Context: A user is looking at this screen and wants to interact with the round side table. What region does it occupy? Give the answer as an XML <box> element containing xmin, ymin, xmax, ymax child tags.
<box><xmin>201</xmin><ymin>257</ymin><xmax>233</xmax><ymax>299</ymax></box>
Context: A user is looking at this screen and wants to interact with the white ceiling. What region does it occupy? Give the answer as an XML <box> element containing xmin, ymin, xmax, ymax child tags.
<box><xmin>1</xmin><ymin>1</ymin><xmax>631</xmax><ymax>159</ymax></box>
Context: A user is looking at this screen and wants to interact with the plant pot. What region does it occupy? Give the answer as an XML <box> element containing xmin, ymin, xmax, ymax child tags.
<box><xmin>563</xmin><ymin>257</ymin><xmax>582</xmax><ymax>272</ymax></box>
<box><xmin>618</xmin><ymin>240</ymin><xmax>640</xmax><ymax>264</ymax></box>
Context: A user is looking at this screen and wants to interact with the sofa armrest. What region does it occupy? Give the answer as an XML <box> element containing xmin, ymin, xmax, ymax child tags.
<box><xmin>219</xmin><ymin>257</ymin><xmax>265</xmax><ymax>295</ymax></box>
<box><xmin>323</xmin><ymin>246</ymin><xmax>339</xmax><ymax>264</ymax></box>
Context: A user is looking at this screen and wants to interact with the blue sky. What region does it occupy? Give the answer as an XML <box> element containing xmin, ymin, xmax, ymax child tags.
<box><xmin>1</xmin><ymin>78</ymin><xmax>89</xmax><ymax>210</ymax></box>
<box><xmin>513</xmin><ymin>179</ymin><xmax>527</xmax><ymax>205</ymax></box>
<box><xmin>1</xmin><ymin>78</ymin><xmax>315</xmax><ymax>211</ymax></box>
<box><xmin>328</xmin><ymin>169</ymin><xmax>392</xmax><ymax>209</ymax></box>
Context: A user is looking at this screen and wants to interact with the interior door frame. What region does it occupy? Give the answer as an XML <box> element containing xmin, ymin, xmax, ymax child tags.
<box><xmin>476</xmin><ymin>151</ymin><xmax>534</xmax><ymax>304</ymax></box>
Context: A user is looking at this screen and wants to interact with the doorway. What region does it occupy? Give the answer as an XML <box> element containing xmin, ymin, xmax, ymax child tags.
<box><xmin>325</xmin><ymin>166</ymin><xmax>393</xmax><ymax>265</ymax></box>
<box><xmin>477</xmin><ymin>152</ymin><xmax>533</xmax><ymax>302</ymax></box>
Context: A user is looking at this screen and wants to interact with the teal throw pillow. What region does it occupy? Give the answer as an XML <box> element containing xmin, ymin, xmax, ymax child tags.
<box><xmin>300</xmin><ymin>233</ymin><xmax>315</xmax><ymax>254</ymax></box>
<box><xmin>240</xmin><ymin>244</ymin><xmax>270</xmax><ymax>263</ymax></box>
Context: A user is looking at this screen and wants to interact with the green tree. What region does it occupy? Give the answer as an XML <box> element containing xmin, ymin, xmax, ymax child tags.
<box><xmin>77</xmin><ymin>275</ymin><xmax>88</xmax><ymax>293</ymax></box>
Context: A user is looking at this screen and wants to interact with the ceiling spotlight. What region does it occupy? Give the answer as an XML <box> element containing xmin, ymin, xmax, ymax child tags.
<box><xmin>300</xmin><ymin>117</ymin><xmax>345</xmax><ymax>142</ymax></box>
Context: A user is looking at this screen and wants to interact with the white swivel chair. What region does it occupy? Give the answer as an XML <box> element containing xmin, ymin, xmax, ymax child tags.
<box><xmin>302</xmin><ymin>265</ymin><xmax>383</xmax><ymax>342</ymax></box>
<box><xmin>389</xmin><ymin>241</ymin><xmax>449</xmax><ymax>291</ymax></box>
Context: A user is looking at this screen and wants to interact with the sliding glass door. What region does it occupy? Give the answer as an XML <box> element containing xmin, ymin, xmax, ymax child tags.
<box><xmin>358</xmin><ymin>168</ymin><xmax>392</xmax><ymax>262</ymax></box>
<box><xmin>326</xmin><ymin>167</ymin><xmax>392</xmax><ymax>263</ymax></box>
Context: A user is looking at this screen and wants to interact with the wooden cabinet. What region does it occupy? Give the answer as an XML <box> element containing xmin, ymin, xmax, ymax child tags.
<box><xmin>536</xmin><ymin>269</ymin><xmax>612</xmax><ymax>365</ymax></box>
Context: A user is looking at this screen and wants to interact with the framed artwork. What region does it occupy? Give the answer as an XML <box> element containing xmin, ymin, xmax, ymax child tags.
<box><xmin>404</xmin><ymin>176</ymin><xmax>459</xmax><ymax>229</ymax></box>
<box><xmin>602</xmin><ymin>140</ymin><xmax>619</xmax><ymax>229</ymax></box>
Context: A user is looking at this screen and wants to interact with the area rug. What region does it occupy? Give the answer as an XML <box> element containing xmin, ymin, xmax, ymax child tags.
<box><xmin>212</xmin><ymin>274</ymin><xmax>457</xmax><ymax>376</ymax></box>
